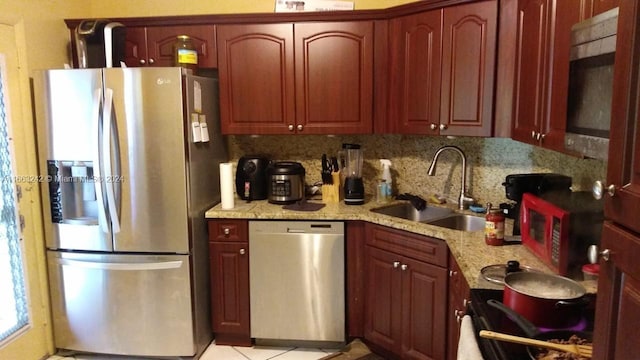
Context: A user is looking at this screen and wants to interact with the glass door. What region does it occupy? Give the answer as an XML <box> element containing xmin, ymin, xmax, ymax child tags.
<box><xmin>0</xmin><ymin>23</ymin><xmax>50</xmax><ymax>359</ymax></box>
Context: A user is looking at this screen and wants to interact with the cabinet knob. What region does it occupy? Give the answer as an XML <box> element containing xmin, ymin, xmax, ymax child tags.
<box><xmin>449</xmin><ymin>270</ymin><xmax>457</xmax><ymax>277</ymax></box>
<box><xmin>531</xmin><ymin>131</ymin><xmax>536</xmax><ymax>139</ymax></box>
<box><xmin>401</xmin><ymin>264</ymin><xmax>408</xmax><ymax>271</ymax></box>
<box><xmin>593</xmin><ymin>180</ymin><xmax>616</xmax><ymax>199</ymax></box>
<box><xmin>600</xmin><ymin>249</ymin><xmax>611</xmax><ymax>262</ymax></box>
<box><xmin>430</xmin><ymin>123</ymin><xmax>437</xmax><ymax>130</ymax></box>
<box><xmin>439</xmin><ymin>124</ymin><xmax>447</xmax><ymax>131</ymax></box>
<box><xmin>239</xmin><ymin>248</ymin><xmax>246</xmax><ymax>255</ymax></box>
<box><xmin>540</xmin><ymin>133</ymin><xmax>546</xmax><ymax>142</ymax></box>
<box><xmin>288</xmin><ymin>124</ymin><xmax>294</xmax><ymax>131</ymax></box>
<box><xmin>393</xmin><ymin>261</ymin><xmax>400</xmax><ymax>268</ymax></box>
<box><xmin>463</xmin><ymin>298</ymin><xmax>469</xmax><ymax>307</ymax></box>
<box><xmin>297</xmin><ymin>124</ymin><xmax>303</xmax><ymax>131</ymax></box>
<box><xmin>535</xmin><ymin>132</ymin><xmax>542</xmax><ymax>141</ymax></box>
<box><xmin>223</xmin><ymin>228</ymin><xmax>230</xmax><ymax>236</ymax></box>
<box><xmin>139</xmin><ymin>59</ymin><xmax>146</xmax><ymax>65</ymax></box>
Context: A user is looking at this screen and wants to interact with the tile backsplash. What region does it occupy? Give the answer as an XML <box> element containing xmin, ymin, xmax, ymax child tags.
<box><xmin>227</xmin><ymin>135</ymin><xmax>606</xmax><ymax>206</ymax></box>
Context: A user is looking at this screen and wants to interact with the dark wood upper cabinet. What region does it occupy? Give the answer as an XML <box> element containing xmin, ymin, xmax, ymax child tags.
<box><xmin>388</xmin><ymin>10</ymin><xmax>442</xmax><ymax>134</ymax></box>
<box><xmin>592</xmin><ymin>1</ymin><xmax>640</xmax><ymax>358</ymax></box>
<box><xmin>510</xmin><ymin>0</ymin><xmax>580</xmax><ymax>152</ymax></box>
<box><xmin>387</xmin><ymin>0</ymin><xmax>496</xmax><ymax>136</ymax></box>
<box><xmin>580</xmin><ymin>0</ymin><xmax>620</xmax><ymax>18</ymax></box>
<box><xmin>124</xmin><ymin>25</ymin><xmax>216</xmax><ymax>68</ymax></box>
<box><xmin>217</xmin><ymin>21</ymin><xmax>374</xmax><ymax>135</ymax></box>
<box><xmin>440</xmin><ymin>0</ymin><xmax>497</xmax><ymax>137</ymax></box>
<box><xmin>294</xmin><ymin>21</ymin><xmax>374</xmax><ymax>134</ymax></box>
<box><xmin>217</xmin><ymin>23</ymin><xmax>296</xmax><ymax>135</ymax></box>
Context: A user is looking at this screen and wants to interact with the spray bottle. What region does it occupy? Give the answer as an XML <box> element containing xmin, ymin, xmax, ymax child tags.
<box><xmin>378</xmin><ymin>159</ymin><xmax>393</xmax><ymax>202</ymax></box>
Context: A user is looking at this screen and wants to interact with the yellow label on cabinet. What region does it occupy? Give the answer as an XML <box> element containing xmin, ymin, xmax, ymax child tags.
<box><xmin>177</xmin><ymin>49</ymin><xmax>198</xmax><ymax>65</ymax></box>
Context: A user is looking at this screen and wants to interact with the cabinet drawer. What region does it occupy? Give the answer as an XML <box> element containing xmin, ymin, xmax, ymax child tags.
<box><xmin>365</xmin><ymin>223</ymin><xmax>447</xmax><ymax>267</ymax></box>
<box><xmin>208</xmin><ymin>219</ymin><xmax>248</xmax><ymax>242</ymax></box>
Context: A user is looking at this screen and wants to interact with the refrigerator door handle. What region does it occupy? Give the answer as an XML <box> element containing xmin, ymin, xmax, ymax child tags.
<box><xmin>92</xmin><ymin>88</ymin><xmax>109</xmax><ymax>234</ymax></box>
<box><xmin>102</xmin><ymin>88</ymin><xmax>121</xmax><ymax>233</ymax></box>
<box><xmin>54</xmin><ymin>258</ymin><xmax>184</xmax><ymax>271</ymax></box>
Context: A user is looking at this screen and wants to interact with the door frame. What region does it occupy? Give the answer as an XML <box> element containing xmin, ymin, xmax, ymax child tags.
<box><xmin>0</xmin><ymin>16</ymin><xmax>54</xmax><ymax>359</ymax></box>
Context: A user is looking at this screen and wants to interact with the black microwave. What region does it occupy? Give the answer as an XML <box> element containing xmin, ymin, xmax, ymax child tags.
<box><xmin>565</xmin><ymin>7</ymin><xmax>618</xmax><ymax>160</ymax></box>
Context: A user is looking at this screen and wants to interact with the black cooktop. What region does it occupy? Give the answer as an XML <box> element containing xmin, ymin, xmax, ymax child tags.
<box><xmin>468</xmin><ymin>289</ymin><xmax>596</xmax><ymax>360</ymax></box>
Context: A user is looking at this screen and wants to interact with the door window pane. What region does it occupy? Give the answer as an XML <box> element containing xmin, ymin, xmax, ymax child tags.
<box><xmin>0</xmin><ymin>57</ymin><xmax>29</xmax><ymax>342</ymax></box>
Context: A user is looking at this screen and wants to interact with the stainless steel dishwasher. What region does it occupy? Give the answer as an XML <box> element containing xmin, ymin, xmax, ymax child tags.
<box><xmin>249</xmin><ymin>220</ymin><xmax>345</xmax><ymax>344</ymax></box>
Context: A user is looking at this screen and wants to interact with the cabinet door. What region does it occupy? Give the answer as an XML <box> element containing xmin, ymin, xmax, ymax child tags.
<box><xmin>210</xmin><ymin>242</ymin><xmax>251</xmax><ymax>346</ymax></box>
<box><xmin>146</xmin><ymin>25</ymin><xmax>216</xmax><ymax>68</ymax></box>
<box><xmin>593</xmin><ymin>223</ymin><xmax>640</xmax><ymax>360</ymax></box>
<box><xmin>388</xmin><ymin>11</ymin><xmax>442</xmax><ymax>135</ymax></box>
<box><xmin>401</xmin><ymin>256</ymin><xmax>448</xmax><ymax>360</ymax></box>
<box><xmin>364</xmin><ymin>246</ymin><xmax>402</xmax><ymax>354</ymax></box>
<box><xmin>447</xmin><ymin>254</ymin><xmax>470</xmax><ymax>360</ymax></box>
<box><xmin>602</xmin><ymin>0</ymin><xmax>640</xmax><ymax>234</ymax></box>
<box><xmin>294</xmin><ymin>21</ymin><xmax>374</xmax><ymax>134</ymax></box>
<box><xmin>217</xmin><ymin>24</ymin><xmax>295</xmax><ymax>135</ymax></box>
<box><xmin>542</xmin><ymin>0</ymin><xmax>581</xmax><ymax>152</ymax></box>
<box><xmin>124</xmin><ymin>27</ymin><xmax>148</xmax><ymax>67</ymax></box>
<box><xmin>511</xmin><ymin>0</ymin><xmax>551</xmax><ymax>145</ymax></box>
<box><xmin>440</xmin><ymin>0</ymin><xmax>497</xmax><ymax>137</ymax></box>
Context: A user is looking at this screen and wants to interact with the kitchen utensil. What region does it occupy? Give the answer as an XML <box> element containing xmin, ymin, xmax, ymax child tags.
<box><xmin>487</xmin><ymin>299</ymin><xmax>593</xmax><ymax>360</ymax></box>
<box><xmin>267</xmin><ymin>161</ymin><xmax>305</xmax><ymax>204</ymax></box>
<box><xmin>321</xmin><ymin>154</ymin><xmax>332</xmax><ymax>184</ymax></box>
<box><xmin>339</xmin><ymin>143</ymin><xmax>364</xmax><ymax>205</ymax></box>
<box><xmin>503</xmin><ymin>271</ymin><xmax>588</xmax><ymax>328</ymax></box>
<box><xmin>479</xmin><ymin>261</ymin><xmax>538</xmax><ymax>286</ymax></box>
<box><xmin>479</xmin><ymin>331</ymin><xmax>593</xmax><ymax>358</ymax></box>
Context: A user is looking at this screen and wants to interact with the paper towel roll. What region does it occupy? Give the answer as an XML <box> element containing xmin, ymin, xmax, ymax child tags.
<box><xmin>219</xmin><ymin>162</ymin><xmax>235</xmax><ymax>209</ymax></box>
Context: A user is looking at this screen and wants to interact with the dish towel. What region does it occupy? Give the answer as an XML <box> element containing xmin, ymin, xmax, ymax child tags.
<box><xmin>457</xmin><ymin>315</ymin><xmax>484</xmax><ymax>360</ymax></box>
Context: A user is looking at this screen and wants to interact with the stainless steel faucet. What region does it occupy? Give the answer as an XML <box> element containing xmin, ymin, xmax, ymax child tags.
<box><xmin>427</xmin><ymin>145</ymin><xmax>474</xmax><ymax>210</ymax></box>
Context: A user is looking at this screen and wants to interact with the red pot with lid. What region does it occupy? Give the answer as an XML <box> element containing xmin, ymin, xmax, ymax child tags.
<box><xmin>503</xmin><ymin>271</ymin><xmax>588</xmax><ymax>328</ymax></box>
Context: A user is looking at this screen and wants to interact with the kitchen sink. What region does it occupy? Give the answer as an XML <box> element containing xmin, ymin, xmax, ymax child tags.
<box><xmin>370</xmin><ymin>202</ymin><xmax>453</xmax><ymax>222</ymax></box>
<box><xmin>425</xmin><ymin>214</ymin><xmax>485</xmax><ymax>232</ymax></box>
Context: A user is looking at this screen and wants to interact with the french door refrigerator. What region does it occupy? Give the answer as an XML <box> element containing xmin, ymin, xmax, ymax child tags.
<box><xmin>33</xmin><ymin>67</ymin><xmax>227</xmax><ymax>358</ymax></box>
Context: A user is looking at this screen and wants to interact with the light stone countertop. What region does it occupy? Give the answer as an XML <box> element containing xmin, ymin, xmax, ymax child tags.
<box><xmin>205</xmin><ymin>198</ymin><xmax>597</xmax><ymax>293</ymax></box>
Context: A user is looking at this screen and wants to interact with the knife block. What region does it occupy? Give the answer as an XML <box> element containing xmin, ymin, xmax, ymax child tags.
<box><xmin>322</xmin><ymin>172</ymin><xmax>342</xmax><ymax>204</ymax></box>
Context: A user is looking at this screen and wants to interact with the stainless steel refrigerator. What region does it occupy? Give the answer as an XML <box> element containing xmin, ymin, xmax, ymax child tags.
<box><xmin>33</xmin><ymin>67</ymin><xmax>227</xmax><ymax>358</ymax></box>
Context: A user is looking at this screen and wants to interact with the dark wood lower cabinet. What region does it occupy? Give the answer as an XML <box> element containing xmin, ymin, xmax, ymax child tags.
<box><xmin>446</xmin><ymin>254</ymin><xmax>470</xmax><ymax>360</ymax></box>
<box><xmin>208</xmin><ymin>220</ymin><xmax>251</xmax><ymax>346</ymax></box>
<box><xmin>363</xmin><ymin>224</ymin><xmax>448</xmax><ymax>360</ymax></box>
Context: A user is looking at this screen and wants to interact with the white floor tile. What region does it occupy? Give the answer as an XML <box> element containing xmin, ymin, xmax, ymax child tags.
<box><xmin>199</xmin><ymin>343</ymin><xmax>248</xmax><ymax>360</ymax></box>
<box><xmin>271</xmin><ymin>348</ymin><xmax>330</xmax><ymax>360</ymax></box>
<box><xmin>233</xmin><ymin>345</ymin><xmax>292</xmax><ymax>360</ymax></box>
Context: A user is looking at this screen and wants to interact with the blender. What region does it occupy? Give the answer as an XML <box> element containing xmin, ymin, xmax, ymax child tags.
<box><xmin>340</xmin><ymin>143</ymin><xmax>364</xmax><ymax>205</ymax></box>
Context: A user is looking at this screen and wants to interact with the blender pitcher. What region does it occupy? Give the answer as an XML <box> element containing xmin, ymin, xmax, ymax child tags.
<box><xmin>339</xmin><ymin>143</ymin><xmax>364</xmax><ymax>205</ymax></box>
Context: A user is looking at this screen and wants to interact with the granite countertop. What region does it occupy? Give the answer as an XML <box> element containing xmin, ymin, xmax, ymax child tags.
<box><xmin>205</xmin><ymin>197</ymin><xmax>597</xmax><ymax>293</ymax></box>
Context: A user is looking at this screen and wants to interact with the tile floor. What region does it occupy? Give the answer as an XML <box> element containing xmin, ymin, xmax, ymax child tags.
<box><xmin>47</xmin><ymin>340</ymin><xmax>341</xmax><ymax>360</ymax></box>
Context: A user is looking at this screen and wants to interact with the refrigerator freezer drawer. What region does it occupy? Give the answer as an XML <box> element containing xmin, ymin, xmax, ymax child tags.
<box><xmin>47</xmin><ymin>251</ymin><xmax>195</xmax><ymax>356</ymax></box>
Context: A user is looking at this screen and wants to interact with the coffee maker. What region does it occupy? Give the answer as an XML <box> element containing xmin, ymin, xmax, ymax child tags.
<box><xmin>500</xmin><ymin>173</ymin><xmax>572</xmax><ymax>235</ymax></box>
<box><xmin>340</xmin><ymin>143</ymin><xmax>364</xmax><ymax>205</ymax></box>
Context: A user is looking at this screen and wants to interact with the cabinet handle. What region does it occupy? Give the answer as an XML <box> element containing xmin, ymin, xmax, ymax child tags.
<box><xmin>531</xmin><ymin>131</ymin><xmax>536</xmax><ymax>139</ymax></box>
<box><xmin>401</xmin><ymin>264</ymin><xmax>408</xmax><ymax>271</ymax></box>
<box><xmin>439</xmin><ymin>124</ymin><xmax>447</xmax><ymax>131</ymax></box>
<box><xmin>449</xmin><ymin>270</ymin><xmax>457</xmax><ymax>277</ymax></box>
<box><xmin>393</xmin><ymin>261</ymin><xmax>400</xmax><ymax>268</ymax></box>
<box><xmin>288</xmin><ymin>124</ymin><xmax>294</xmax><ymax>131</ymax></box>
<box><xmin>239</xmin><ymin>248</ymin><xmax>246</xmax><ymax>255</ymax></box>
<box><xmin>592</xmin><ymin>180</ymin><xmax>616</xmax><ymax>199</ymax></box>
<box><xmin>430</xmin><ymin>123</ymin><xmax>437</xmax><ymax>130</ymax></box>
<box><xmin>149</xmin><ymin>58</ymin><xmax>155</xmax><ymax>64</ymax></box>
<box><xmin>139</xmin><ymin>59</ymin><xmax>146</xmax><ymax>65</ymax></box>
<box><xmin>297</xmin><ymin>124</ymin><xmax>303</xmax><ymax>131</ymax></box>
<box><xmin>223</xmin><ymin>228</ymin><xmax>230</xmax><ymax>236</ymax></box>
